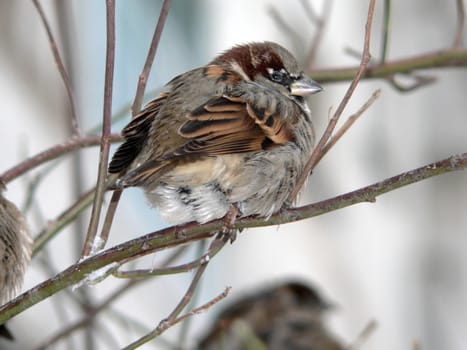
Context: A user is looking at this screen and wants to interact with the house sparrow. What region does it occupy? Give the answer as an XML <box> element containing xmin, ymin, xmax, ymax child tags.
<box><xmin>109</xmin><ymin>42</ymin><xmax>322</xmax><ymax>229</ymax></box>
<box><xmin>197</xmin><ymin>281</ymin><xmax>344</xmax><ymax>350</ymax></box>
<box><xmin>0</xmin><ymin>181</ymin><xmax>32</xmax><ymax>340</ymax></box>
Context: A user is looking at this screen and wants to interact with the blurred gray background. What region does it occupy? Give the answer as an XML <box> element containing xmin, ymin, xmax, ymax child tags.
<box><xmin>0</xmin><ymin>0</ymin><xmax>466</xmax><ymax>349</ymax></box>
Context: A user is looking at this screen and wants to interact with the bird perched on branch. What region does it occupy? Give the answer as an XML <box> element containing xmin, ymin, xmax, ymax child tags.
<box><xmin>197</xmin><ymin>281</ymin><xmax>344</xmax><ymax>350</ymax></box>
<box><xmin>0</xmin><ymin>181</ymin><xmax>32</xmax><ymax>339</ymax></box>
<box><xmin>109</xmin><ymin>42</ymin><xmax>322</xmax><ymax>234</ymax></box>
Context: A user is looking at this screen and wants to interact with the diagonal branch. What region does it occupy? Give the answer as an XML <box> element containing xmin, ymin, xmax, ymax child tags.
<box><xmin>317</xmin><ymin>89</ymin><xmax>381</xmax><ymax>164</ymax></box>
<box><xmin>289</xmin><ymin>0</ymin><xmax>376</xmax><ymax>202</ymax></box>
<box><xmin>33</xmin><ymin>245</ymin><xmax>187</xmax><ymax>349</ymax></box>
<box><xmin>1</xmin><ymin>152</ymin><xmax>465</xmax><ymax>325</ymax></box>
<box><xmin>304</xmin><ymin>0</ymin><xmax>334</xmax><ymax>71</ymax></box>
<box><xmin>122</xmin><ymin>238</ymin><xmax>227</xmax><ymax>349</ymax></box>
<box><xmin>31</xmin><ymin>0</ymin><xmax>80</xmax><ymax>135</ymax></box>
<box><xmin>123</xmin><ymin>286</ymin><xmax>231</xmax><ymax>350</ymax></box>
<box><xmin>81</xmin><ymin>0</ymin><xmax>116</xmax><ymax>257</ymax></box>
<box><xmin>131</xmin><ymin>0</ymin><xmax>171</xmax><ymax>116</ymax></box>
<box><xmin>0</xmin><ymin>134</ymin><xmax>121</xmax><ymax>184</ymax></box>
<box><xmin>122</xmin><ymin>250</ymin><xmax>214</xmax><ymax>349</ymax></box>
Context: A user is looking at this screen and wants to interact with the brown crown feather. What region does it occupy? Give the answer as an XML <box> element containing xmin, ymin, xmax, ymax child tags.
<box><xmin>210</xmin><ymin>42</ymin><xmax>285</xmax><ymax>80</ymax></box>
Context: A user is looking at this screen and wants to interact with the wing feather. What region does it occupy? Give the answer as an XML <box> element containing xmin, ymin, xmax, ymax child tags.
<box><xmin>108</xmin><ymin>96</ymin><xmax>165</xmax><ymax>174</ymax></box>
<box><xmin>166</xmin><ymin>94</ymin><xmax>294</xmax><ymax>159</ymax></box>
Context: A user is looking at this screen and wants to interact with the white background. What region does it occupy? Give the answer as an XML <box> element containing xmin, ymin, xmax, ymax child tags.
<box><xmin>0</xmin><ymin>1</ymin><xmax>466</xmax><ymax>349</ymax></box>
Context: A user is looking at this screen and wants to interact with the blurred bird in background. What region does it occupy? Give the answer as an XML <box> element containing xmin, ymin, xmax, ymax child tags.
<box><xmin>197</xmin><ymin>281</ymin><xmax>344</xmax><ymax>350</ymax></box>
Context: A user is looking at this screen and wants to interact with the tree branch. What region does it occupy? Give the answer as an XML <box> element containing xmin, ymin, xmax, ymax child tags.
<box><xmin>311</xmin><ymin>48</ymin><xmax>467</xmax><ymax>83</ymax></box>
<box><xmin>122</xmin><ymin>251</ymin><xmax>215</xmax><ymax>350</ymax></box>
<box><xmin>81</xmin><ymin>0</ymin><xmax>116</xmax><ymax>257</ymax></box>
<box><xmin>131</xmin><ymin>0</ymin><xmax>171</xmax><ymax>116</ymax></box>
<box><xmin>0</xmin><ymin>134</ymin><xmax>121</xmax><ymax>184</ymax></box>
<box><xmin>454</xmin><ymin>0</ymin><xmax>466</xmax><ymax>48</ymax></box>
<box><xmin>32</xmin><ymin>0</ymin><xmax>80</xmax><ymax>135</ymax></box>
<box><xmin>317</xmin><ymin>89</ymin><xmax>381</xmax><ymax>164</ymax></box>
<box><xmin>380</xmin><ymin>0</ymin><xmax>391</xmax><ymax>63</ymax></box>
<box><xmin>33</xmin><ymin>245</ymin><xmax>186</xmax><ymax>349</ymax></box>
<box><xmin>289</xmin><ymin>0</ymin><xmax>376</xmax><ymax>202</ymax></box>
<box><xmin>1</xmin><ymin>152</ymin><xmax>465</xmax><ymax>324</ymax></box>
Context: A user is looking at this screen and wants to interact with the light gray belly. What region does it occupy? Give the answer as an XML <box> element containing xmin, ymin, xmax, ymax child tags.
<box><xmin>145</xmin><ymin>143</ymin><xmax>307</xmax><ymax>224</ymax></box>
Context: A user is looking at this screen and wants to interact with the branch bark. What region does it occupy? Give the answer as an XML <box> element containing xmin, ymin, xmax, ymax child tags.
<box><xmin>81</xmin><ymin>0</ymin><xmax>116</xmax><ymax>257</ymax></box>
<box><xmin>310</xmin><ymin>48</ymin><xmax>467</xmax><ymax>83</ymax></box>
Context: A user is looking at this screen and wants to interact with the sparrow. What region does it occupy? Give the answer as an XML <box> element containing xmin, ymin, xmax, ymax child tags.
<box><xmin>196</xmin><ymin>281</ymin><xmax>344</xmax><ymax>350</ymax></box>
<box><xmin>109</xmin><ymin>42</ymin><xmax>322</xmax><ymax>230</ymax></box>
<box><xmin>0</xmin><ymin>181</ymin><xmax>32</xmax><ymax>340</ymax></box>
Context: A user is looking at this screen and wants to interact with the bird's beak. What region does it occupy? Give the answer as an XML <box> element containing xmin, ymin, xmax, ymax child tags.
<box><xmin>290</xmin><ymin>75</ymin><xmax>323</xmax><ymax>96</ymax></box>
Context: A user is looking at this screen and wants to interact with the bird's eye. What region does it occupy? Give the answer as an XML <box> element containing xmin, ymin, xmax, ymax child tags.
<box><xmin>268</xmin><ymin>68</ymin><xmax>289</xmax><ymax>84</ymax></box>
<box><xmin>270</xmin><ymin>70</ymin><xmax>284</xmax><ymax>82</ymax></box>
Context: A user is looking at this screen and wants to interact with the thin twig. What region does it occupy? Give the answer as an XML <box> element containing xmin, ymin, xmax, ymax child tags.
<box><xmin>34</xmin><ymin>280</ymin><xmax>139</xmax><ymax>350</ymax></box>
<box><xmin>122</xmin><ymin>246</ymin><xmax>217</xmax><ymax>350</ymax></box>
<box><xmin>267</xmin><ymin>5</ymin><xmax>302</xmax><ymax>50</ymax></box>
<box><xmin>101</xmin><ymin>0</ymin><xmax>172</xmax><ymax>253</ymax></box>
<box><xmin>32</xmin><ymin>187</ymin><xmax>95</xmax><ymax>255</ymax></box>
<box><xmin>34</xmin><ymin>244</ymin><xmax>188</xmax><ymax>349</ymax></box>
<box><xmin>122</xmin><ymin>287</ymin><xmax>231</xmax><ymax>350</ymax></box>
<box><xmin>31</xmin><ymin>0</ymin><xmax>80</xmax><ymax>135</ymax></box>
<box><xmin>289</xmin><ymin>0</ymin><xmax>376</xmax><ymax>202</ymax></box>
<box><xmin>300</xmin><ymin>0</ymin><xmax>320</xmax><ymax>22</ymax></box>
<box><xmin>1</xmin><ymin>95</ymin><xmax>131</xmax><ymax>184</ymax></box>
<box><xmin>381</xmin><ymin>0</ymin><xmax>391</xmax><ymax>63</ymax></box>
<box><xmin>0</xmin><ymin>134</ymin><xmax>121</xmax><ymax>184</ymax></box>
<box><xmin>317</xmin><ymin>89</ymin><xmax>381</xmax><ymax>163</ymax></box>
<box><xmin>123</xmin><ymin>267</ymin><xmax>208</xmax><ymax>349</ymax></box>
<box><xmin>114</xmin><ymin>237</ymin><xmax>224</xmax><ymax>278</ymax></box>
<box><xmin>106</xmin><ymin>308</ymin><xmax>158</xmax><ymax>345</ymax></box>
<box><xmin>310</xmin><ymin>48</ymin><xmax>467</xmax><ymax>83</ymax></box>
<box><xmin>454</xmin><ymin>0</ymin><xmax>466</xmax><ymax>48</ymax></box>
<box><xmin>32</xmin><ymin>174</ymin><xmax>118</xmax><ymax>256</ymax></box>
<box><xmin>178</xmin><ymin>241</ymin><xmax>207</xmax><ymax>348</ymax></box>
<box><xmin>170</xmin><ymin>286</ymin><xmax>231</xmax><ymax>328</ymax></box>
<box><xmin>140</xmin><ymin>240</ymin><xmax>223</xmax><ymax>318</ymax></box>
<box><xmin>344</xmin><ymin>48</ymin><xmax>437</xmax><ymax>91</ymax></box>
<box><xmin>34</xmin><ymin>255</ymin><xmax>77</xmax><ymax>350</ymax></box>
<box><xmin>97</xmin><ymin>190</ymin><xmax>122</xmax><ymax>251</ymax></box>
<box><xmin>2</xmin><ymin>152</ymin><xmax>466</xmax><ymax>324</ymax></box>
<box><xmin>114</xmin><ymin>256</ymin><xmax>199</xmax><ymax>278</ymax></box>
<box><xmin>131</xmin><ymin>0</ymin><xmax>171</xmax><ymax>116</ymax></box>
<box><xmin>348</xmin><ymin>319</ymin><xmax>378</xmax><ymax>350</ymax></box>
<box><xmin>81</xmin><ymin>0</ymin><xmax>116</xmax><ymax>257</ymax></box>
<box><xmin>304</xmin><ymin>0</ymin><xmax>333</xmax><ymax>71</ymax></box>
<box><xmin>52</xmin><ymin>4</ymin><xmax>93</xmax><ymax>343</ymax></box>
<box><xmin>21</xmin><ymin>162</ymin><xmax>56</xmax><ymax>213</ymax></box>
<box><xmin>386</xmin><ymin>73</ymin><xmax>436</xmax><ymax>92</ymax></box>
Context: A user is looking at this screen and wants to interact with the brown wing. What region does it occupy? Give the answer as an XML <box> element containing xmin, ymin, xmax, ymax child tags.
<box><xmin>108</xmin><ymin>96</ymin><xmax>166</xmax><ymax>174</ymax></box>
<box><xmin>162</xmin><ymin>94</ymin><xmax>294</xmax><ymax>159</ymax></box>
<box><xmin>109</xmin><ymin>66</ymin><xmax>297</xmax><ymax>188</ymax></box>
